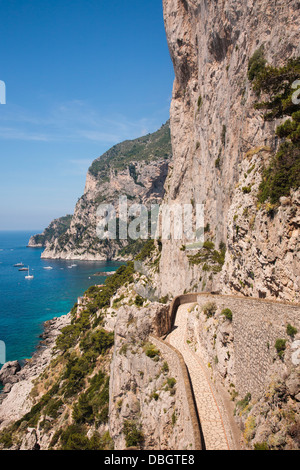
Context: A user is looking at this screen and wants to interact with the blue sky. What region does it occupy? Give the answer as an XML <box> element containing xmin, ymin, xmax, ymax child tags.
<box><xmin>0</xmin><ymin>0</ymin><xmax>174</xmax><ymax>230</ymax></box>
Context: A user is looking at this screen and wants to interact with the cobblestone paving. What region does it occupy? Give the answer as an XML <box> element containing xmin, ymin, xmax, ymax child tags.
<box><xmin>166</xmin><ymin>303</ymin><xmax>230</xmax><ymax>450</ymax></box>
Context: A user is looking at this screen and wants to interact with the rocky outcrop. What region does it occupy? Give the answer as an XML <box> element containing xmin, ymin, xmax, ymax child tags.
<box><xmin>109</xmin><ymin>303</ymin><xmax>198</xmax><ymax>450</ymax></box>
<box><xmin>0</xmin><ymin>314</ymin><xmax>71</xmax><ymax>431</ymax></box>
<box><xmin>0</xmin><ymin>362</ymin><xmax>21</xmax><ymax>392</ymax></box>
<box><xmin>39</xmin><ymin>122</ymin><xmax>172</xmax><ymax>261</ymax></box>
<box><xmin>28</xmin><ymin>215</ymin><xmax>72</xmax><ymax>248</ymax></box>
<box><xmin>158</xmin><ymin>0</ymin><xmax>300</xmax><ymax>301</ymax></box>
<box><xmin>0</xmin><ymin>264</ymin><xmax>199</xmax><ymax>450</ymax></box>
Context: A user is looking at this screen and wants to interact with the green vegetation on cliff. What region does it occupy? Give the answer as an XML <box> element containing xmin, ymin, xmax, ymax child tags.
<box><xmin>29</xmin><ymin>215</ymin><xmax>72</xmax><ymax>247</ymax></box>
<box><xmin>0</xmin><ymin>262</ymin><xmax>140</xmax><ymax>450</ymax></box>
<box><xmin>248</xmin><ymin>52</ymin><xmax>300</xmax><ymax>204</ymax></box>
<box><xmin>89</xmin><ymin>121</ymin><xmax>171</xmax><ymax>179</ymax></box>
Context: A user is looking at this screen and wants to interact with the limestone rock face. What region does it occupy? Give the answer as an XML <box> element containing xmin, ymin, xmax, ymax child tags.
<box><xmin>28</xmin><ymin>215</ymin><xmax>72</xmax><ymax>248</ymax></box>
<box><xmin>159</xmin><ymin>0</ymin><xmax>300</xmax><ymax>301</ymax></box>
<box><xmin>109</xmin><ymin>303</ymin><xmax>195</xmax><ymax>450</ymax></box>
<box><xmin>40</xmin><ymin>123</ymin><xmax>172</xmax><ymax>261</ymax></box>
<box><xmin>0</xmin><ymin>361</ymin><xmax>21</xmax><ymax>389</ymax></box>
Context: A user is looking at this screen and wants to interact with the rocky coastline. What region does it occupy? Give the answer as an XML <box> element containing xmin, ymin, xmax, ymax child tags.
<box><xmin>0</xmin><ymin>313</ymin><xmax>71</xmax><ymax>431</ymax></box>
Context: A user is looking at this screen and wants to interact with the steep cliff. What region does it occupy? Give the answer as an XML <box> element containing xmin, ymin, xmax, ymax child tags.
<box><xmin>158</xmin><ymin>0</ymin><xmax>300</xmax><ymax>302</ymax></box>
<box><xmin>28</xmin><ymin>215</ymin><xmax>72</xmax><ymax>248</ymax></box>
<box><xmin>39</xmin><ymin>122</ymin><xmax>171</xmax><ymax>261</ymax></box>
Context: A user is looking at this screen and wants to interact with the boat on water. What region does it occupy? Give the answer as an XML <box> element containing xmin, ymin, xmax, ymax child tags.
<box><xmin>25</xmin><ymin>267</ymin><xmax>34</xmax><ymax>280</ymax></box>
<box><xmin>19</xmin><ymin>267</ymin><xmax>29</xmax><ymax>271</ymax></box>
<box><xmin>14</xmin><ymin>263</ymin><xmax>24</xmax><ymax>267</ymax></box>
<box><xmin>43</xmin><ymin>266</ymin><xmax>53</xmax><ymax>270</ymax></box>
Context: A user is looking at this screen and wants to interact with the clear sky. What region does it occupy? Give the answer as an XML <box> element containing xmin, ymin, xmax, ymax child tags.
<box><xmin>0</xmin><ymin>0</ymin><xmax>174</xmax><ymax>231</ymax></box>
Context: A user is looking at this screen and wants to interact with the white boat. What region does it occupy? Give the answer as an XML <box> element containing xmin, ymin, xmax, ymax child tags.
<box><xmin>43</xmin><ymin>266</ymin><xmax>53</xmax><ymax>270</ymax></box>
<box><xmin>25</xmin><ymin>267</ymin><xmax>34</xmax><ymax>280</ymax></box>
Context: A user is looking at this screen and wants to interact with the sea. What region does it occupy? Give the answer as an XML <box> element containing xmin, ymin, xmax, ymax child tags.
<box><xmin>0</xmin><ymin>231</ymin><xmax>123</xmax><ymax>367</ymax></box>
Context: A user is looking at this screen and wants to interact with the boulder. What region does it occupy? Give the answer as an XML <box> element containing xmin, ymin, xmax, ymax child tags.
<box><xmin>0</xmin><ymin>361</ymin><xmax>21</xmax><ymax>386</ymax></box>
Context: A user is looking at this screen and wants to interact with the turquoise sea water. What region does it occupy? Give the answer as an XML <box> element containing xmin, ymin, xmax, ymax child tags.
<box><xmin>0</xmin><ymin>231</ymin><xmax>123</xmax><ymax>365</ymax></box>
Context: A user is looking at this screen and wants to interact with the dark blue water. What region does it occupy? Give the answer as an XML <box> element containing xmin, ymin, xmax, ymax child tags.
<box><xmin>0</xmin><ymin>231</ymin><xmax>123</xmax><ymax>365</ymax></box>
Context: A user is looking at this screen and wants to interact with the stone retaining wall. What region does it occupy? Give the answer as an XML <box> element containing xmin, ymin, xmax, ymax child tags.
<box><xmin>193</xmin><ymin>294</ymin><xmax>300</xmax><ymax>398</ymax></box>
<box><xmin>167</xmin><ymin>293</ymin><xmax>300</xmax><ymax>398</ymax></box>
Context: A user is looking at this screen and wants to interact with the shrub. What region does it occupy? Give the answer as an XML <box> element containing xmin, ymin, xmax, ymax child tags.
<box><xmin>144</xmin><ymin>343</ymin><xmax>160</xmax><ymax>361</ymax></box>
<box><xmin>242</xmin><ymin>186</ymin><xmax>252</xmax><ymax>194</ymax></box>
<box><xmin>151</xmin><ymin>392</ymin><xmax>159</xmax><ymax>401</ymax></box>
<box><xmin>56</xmin><ymin>324</ymin><xmax>81</xmax><ymax>352</ymax></box>
<box><xmin>221</xmin><ymin>308</ymin><xmax>233</xmax><ymax>321</ymax></box>
<box><xmin>123</xmin><ymin>420</ymin><xmax>144</xmax><ymax>448</ymax></box>
<box><xmin>166</xmin><ymin>378</ymin><xmax>176</xmax><ymax>391</ymax></box>
<box><xmin>247</xmin><ymin>46</ymin><xmax>266</xmax><ymax>82</ymax></box>
<box><xmin>44</xmin><ymin>398</ymin><xmax>63</xmax><ymax>420</ymax></box>
<box><xmin>134</xmin><ymin>295</ymin><xmax>145</xmax><ymax>307</ymax></box>
<box><xmin>135</xmin><ymin>239</ymin><xmax>156</xmax><ymax>262</ymax></box>
<box><xmin>72</xmin><ymin>372</ymin><xmax>109</xmax><ymax>425</ymax></box>
<box><xmin>236</xmin><ymin>393</ymin><xmax>252</xmax><ymax>412</ymax></box>
<box><xmin>202</xmin><ymin>302</ymin><xmax>217</xmax><ymax>318</ymax></box>
<box><xmin>221</xmin><ymin>125</ymin><xmax>227</xmax><ymax>146</ymax></box>
<box><xmin>254</xmin><ymin>442</ymin><xmax>269</xmax><ymax>450</ymax></box>
<box><xmin>159</xmin><ymin>295</ymin><xmax>169</xmax><ymax>304</ymax></box>
<box><xmin>80</xmin><ymin>329</ymin><xmax>114</xmax><ymax>356</ymax></box>
<box><xmin>287</xmin><ymin>324</ymin><xmax>298</xmax><ymax>338</ymax></box>
<box><xmin>60</xmin><ymin>425</ymin><xmax>91</xmax><ymax>450</ymax></box>
<box><xmin>0</xmin><ymin>432</ymin><xmax>13</xmax><ymax>449</ymax></box>
<box><xmin>187</xmin><ymin>241</ymin><xmax>226</xmax><ymax>272</ymax></box>
<box><xmin>258</xmin><ymin>141</ymin><xmax>300</xmax><ymax>204</ymax></box>
<box><xmin>248</xmin><ymin>56</ymin><xmax>300</xmax><ymax>204</ymax></box>
<box><xmin>62</xmin><ymin>356</ymin><xmax>91</xmax><ymax>397</ymax></box>
<box><xmin>275</xmin><ymin>339</ymin><xmax>287</xmax><ymax>359</ymax></box>
<box><xmin>215</xmin><ymin>157</ymin><xmax>221</xmax><ymax>169</ymax></box>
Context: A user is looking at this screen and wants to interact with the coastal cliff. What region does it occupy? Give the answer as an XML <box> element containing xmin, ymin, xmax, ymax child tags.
<box><xmin>158</xmin><ymin>0</ymin><xmax>300</xmax><ymax>302</ymax></box>
<box><xmin>2</xmin><ymin>0</ymin><xmax>299</xmax><ymax>452</ymax></box>
<box><xmin>28</xmin><ymin>215</ymin><xmax>73</xmax><ymax>249</ymax></box>
<box><xmin>37</xmin><ymin>122</ymin><xmax>171</xmax><ymax>261</ymax></box>
<box><xmin>0</xmin><ymin>268</ymin><xmax>197</xmax><ymax>450</ymax></box>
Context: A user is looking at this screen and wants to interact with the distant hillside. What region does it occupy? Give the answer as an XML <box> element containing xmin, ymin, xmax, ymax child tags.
<box><xmin>28</xmin><ymin>215</ymin><xmax>72</xmax><ymax>248</ymax></box>
<box><xmin>32</xmin><ymin>122</ymin><xmax>172</xmax><ymax>261</ymax></box>
<box><xmin>89</xmin><ymin>121</ymin><xmax>171</xmax><ymax>180</ymax></box>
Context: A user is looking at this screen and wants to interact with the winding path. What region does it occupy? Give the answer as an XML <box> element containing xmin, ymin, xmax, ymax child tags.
<box><xmin>166</xmin><ymin>303</ymin><xmax>232</xmax><ymax>450</ymax></box>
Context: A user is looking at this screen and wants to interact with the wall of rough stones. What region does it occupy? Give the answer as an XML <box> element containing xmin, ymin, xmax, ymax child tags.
<box><xmin>195</xmin><ymin>294</ymin><xmax>300</xmax><ymax>399</ymax></box>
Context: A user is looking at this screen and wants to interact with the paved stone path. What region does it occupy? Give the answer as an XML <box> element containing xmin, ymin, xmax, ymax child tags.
<box><xmin>166</xmin><ymin>303</ymin><xmax>231</xmax><ymax>450</ymax></box>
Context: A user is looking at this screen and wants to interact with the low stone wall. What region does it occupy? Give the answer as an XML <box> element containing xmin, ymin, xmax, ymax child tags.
<box><xmin>168</xmin><ymin>293</ymin><xmax>199</xmax><ymax>332</ymax></box>
<box><xmin>150</xmin><ymin>336</ymin><xmax>203</xmax><ymax>450</ymax></box>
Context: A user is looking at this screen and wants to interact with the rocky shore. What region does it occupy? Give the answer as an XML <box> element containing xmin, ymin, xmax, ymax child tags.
<box><xmin>0</xmin><ymin>313</ymin><xmax>71</xmax><ymax>431</ymax></box>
